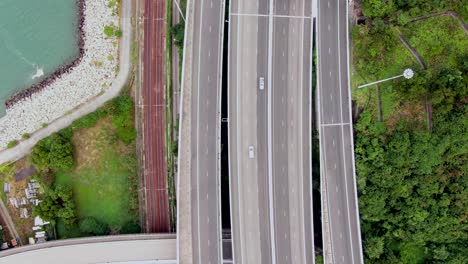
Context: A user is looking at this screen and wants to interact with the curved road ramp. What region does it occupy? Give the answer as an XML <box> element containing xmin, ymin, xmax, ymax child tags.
<box><xmin>0</xmin><ymin>234</ymin><xmax>176</xmax><ymax>263</ymax></box>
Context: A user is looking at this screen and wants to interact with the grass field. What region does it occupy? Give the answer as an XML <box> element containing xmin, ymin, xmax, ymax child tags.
<box><xmin>351</xmin><ymin>14</ymin><xmax>467</xmax><ymax>124</ymax></box>
<box><xmin>55</xmin><ymin>117</ymin><xmax>138</xmax><ymax>238</ymax></box>
<box><xmin>401</xmin><ymin>15</ymin><xmax>468</xmax><ymax>72</ymax></box>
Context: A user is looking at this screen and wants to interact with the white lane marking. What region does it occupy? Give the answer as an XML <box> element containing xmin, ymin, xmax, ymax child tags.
<box><xmin>329</xmin><ymin>47</ymin><xmax>331</xmax><ymax>54</ymax></box>
<box><xmin>209</xmin><ymin>25</ymin><xmax>212</xmax><ymax>33</ymax></box>
<box><xmin>335</xmin><ymin>185</ymin><xmax>338</xmax><ymax>192</ymax></box>
<box><xmin>329</xmin><ymin>71</ymin><xmax>332</xmax><ymax>77</ymax></box>
<box><xmin>208</xmin><ymin>50</ymin><xmax>211</xmax><ymax>57</ymax></box>
<box><xmin>267</xmin><ymin>0</ymin><xmax>277</xmax><ymax>262</ymax></box>
<box><xmin>333</xmin><ymin>139</ymin><xmax>335</xmax><ymax>146</ymax></box>
<box><xmin>195</xmin><ymin>0</ymin><xmax>205</xmax><ymax>262</ymax></box>
<box><xmin>230</xmin><ymin>13</ymin><xmax>312</xmax><ymax>19</ymax></box>
<box><xmin>328</xmin><ymin>1</ymin><xmax>330</xmax><ymax>8</ymax></box>
<box><xmin>328</xmin><ymin>24</ymin><xmax>330</xmax><ymax>31</ymax></box>
<box><xmin>320</xmin><ymin>122</ymin><xmax>350</xmax><ymax>127</ymax></box>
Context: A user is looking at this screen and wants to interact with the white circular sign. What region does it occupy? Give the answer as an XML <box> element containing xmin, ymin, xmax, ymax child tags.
<box><xmin>403</xmin><ymin>68</ymin><xmax>414</xmax><ymax>79</ymax></box>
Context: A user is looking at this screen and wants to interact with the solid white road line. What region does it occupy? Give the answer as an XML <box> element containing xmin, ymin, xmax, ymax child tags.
<box><xmin>196</xmin><ymin>1</ymin><xmax>205</xmax><ymax>263</ymax></box>
<box><xmin>231</xmin><ymin>13</ymin><xmax>311</xmax><ymax>19</ymax></box>
<box><xmin>267</xmin><ymin>0</ymin><xmax>277</xmax><ymax>262</ymax></box>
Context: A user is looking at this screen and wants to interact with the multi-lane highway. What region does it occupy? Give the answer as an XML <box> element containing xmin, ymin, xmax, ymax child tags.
<box><xmin>228</xmin><ymin>0</ymin><xmax>314</xmax><ymax>263</ymax></box>
<box><xmin>189</xmin><ymin>0</ymin><xmax>226</xmax><ymax>263</ymax></box>
<box><xmin>317</xmin><ymin>0</ymin><xmax>364</xmax><ymax>263</ymax></box>
<box><xmin>142</xmin><ymin>0</ymin><xmax>169</xmax><ymax>233</ymax></box>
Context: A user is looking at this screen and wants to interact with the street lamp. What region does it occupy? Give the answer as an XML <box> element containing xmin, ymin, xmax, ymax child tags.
<box><xmin>358</xmin><ymin>68</ymin><xmax>414</xmax><ymax>89</ymax></box>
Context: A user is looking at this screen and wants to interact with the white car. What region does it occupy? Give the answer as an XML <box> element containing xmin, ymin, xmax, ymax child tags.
<box><xmin>248</xmin><ymin>146</ymin><xmax>255</xmax><ymax>159</ymax></box>
<box><xmin>259</xmin><ymin>77</ymin><xmax>265</xmax><ymax>90</ymax></box>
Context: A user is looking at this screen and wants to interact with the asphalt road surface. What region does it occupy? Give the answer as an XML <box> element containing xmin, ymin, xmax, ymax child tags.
<box><xmin>189</xmin><ymin>0</ymin><xmax>226</xmax><ymax>263</ymax></box>
<box><xmin>228</xmin><ymin>0</ymin><xmax>314</xmax><ymax>263</ymax></box>
<box><xmin>143</xmin><ymin>0</ymin><xmax>169</xmax><ymax>233</ymax></box>
<box><xmin>317</xmin><ymin>0</ymin><xmax>364</xmax><ymax>263</ymax></box>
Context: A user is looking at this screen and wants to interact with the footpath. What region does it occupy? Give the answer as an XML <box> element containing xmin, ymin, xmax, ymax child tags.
<box><xmin>0</xmin><ymin>0</ymin><xmax>133</xmax><ymax>165</ymax></box>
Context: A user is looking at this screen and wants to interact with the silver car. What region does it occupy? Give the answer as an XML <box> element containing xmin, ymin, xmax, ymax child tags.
<box><xmin>248</xmin><ymin>146</ymin><xmax>255</xmax><ymax>159</ymax></box>
<box><xmin>259</xmin><ymin>77</ymin><xmax>265</xmax><ymax>90</ymax></box>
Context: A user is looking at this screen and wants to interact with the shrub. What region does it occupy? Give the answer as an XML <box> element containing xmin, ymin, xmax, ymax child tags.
<box><xmin>104</xmin><ymin>25</ymin><xmax>115</xmax><ymax>37</ymax></box>
<box><xmin>22</xmin><ymin>133</ymin><xmax>31</xmax><ymax>140</ymax></box>
<box><xmin>6</xmin><ymin>140</ymin><xmax>18</xmax><ymax>149</ymax></box>
<box><xmin>79</xmin><ymin>217</ymin><xmax>110</xmax><ymax>236</ymax></box>
<box><xmin>120</xmin><ymin>220</ymin><xmax>141</xmax><ymax>234</ymax></box>
<box><xmin>41</xmin><ymin>123</ymin><xmax>48</xmax><ymax>128</ymax></box>
<box><xmin>114</xmin><ymin>29</ymin><xmax>122</xmax><ymax>38</ymax></box>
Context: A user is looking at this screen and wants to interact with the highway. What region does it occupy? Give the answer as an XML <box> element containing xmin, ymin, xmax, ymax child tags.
<box><xmin>228</xmin><ymin>0</ymin><xmax>314</xmax><ymax>263</ymax></box>
<box><xmin>189</xmin><ymin>0</ymin><xmax>226</xmax><ymax>263</ymax></box>
<box><xmin>317</xmin><ymin>0</ymin><xmax>364</xmax><ymax>263</ymax></box>
<box><xmin>142</xmin><ymin>0</ymin><xmax>169</xmax><ymax>233</ymax></box>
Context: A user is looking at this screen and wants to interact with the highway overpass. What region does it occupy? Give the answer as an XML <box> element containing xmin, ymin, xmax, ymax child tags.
<box><xmin>0</xmin><ymin>234</ymin><xmax>176</xmax><ymax>264</ymax></box>
<box><xmin>228</xmin><ymin>0</ymin><xmax>315</xmax><ymax>263</ymax></box>
<box><xmin>177</xmin><ymin>0</ymin><xmax>226</xmax><ymax>263</ymax></box>
<box><xmin>316</xmin><ymin>0</ymin><xmax>364</xmax><ymax>263</ymax></box>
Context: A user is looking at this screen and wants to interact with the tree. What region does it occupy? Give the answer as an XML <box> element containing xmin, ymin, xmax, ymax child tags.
<box><xmin>33</xmin><ymin>185</ymin><xmax>76</xmax><ymax>225</ymax></box>
<box><xmin>32</xmin><ymin>133</ymin><xmax>74</xmax><ymax>172</ymax></box>
<box><xmin>79</xmin><ymin>217</ymin><xmax>110</xmax><ymax>236</ymax></box>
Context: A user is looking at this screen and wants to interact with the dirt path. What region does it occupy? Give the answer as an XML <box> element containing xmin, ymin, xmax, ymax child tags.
<box><xmin>0</xmin><ymin>199</ymin><xmax>20</xmax><ymax>243</ymax></box>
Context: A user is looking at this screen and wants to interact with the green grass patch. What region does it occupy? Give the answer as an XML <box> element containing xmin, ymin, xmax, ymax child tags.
<box><xmin>55</xmin><ymin>150</ymin><xmax>136</xmax><ymax>232</ymax></box>
<box><xmin>401</xmin><ymin>15</ymin><xmax>468</xmax><ymax>72</ymax></box>
<box><xmin>351</xmin><ymin>24</ymin><xmax>419</xmax><ymax>120</ymax></box>
<box><xmin>54</xmin><ymin>117</ymin><xmax>138</xmax><ymax>238</ymax></box>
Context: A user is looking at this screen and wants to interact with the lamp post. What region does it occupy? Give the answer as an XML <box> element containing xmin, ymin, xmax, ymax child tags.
<box><xmin>358</xmin><ymin>68</ymin><xmax>414</xmax><ymax>89</ymax></box>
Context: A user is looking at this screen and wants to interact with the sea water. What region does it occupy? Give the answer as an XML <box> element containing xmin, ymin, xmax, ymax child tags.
<box><xmin>0</xmin><ymin>0</ymin><xmax>79</xmax><ymax>116</ymax></box>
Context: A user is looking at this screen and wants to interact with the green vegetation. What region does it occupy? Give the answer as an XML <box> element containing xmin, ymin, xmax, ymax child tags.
<box><xmin>166</xmin><ymin>0</ymin><xmax>177</xmax><ymax>231</ymax></box>
<box><xmin>21</xmin><ymin>133</ymin><xmax>30</xmax><ymax>140</ymax></box>
<box><xmin>354</xmin><ymin>1</ymin><xmax>468</xmax><ymax>263</ymax></box>
<box><xmin>361</xmin><ymin>0</ymin><xmax>468</xmax><ymax>21</ymax></box>
<box><xmin>6</xmin><ymin>140</ymin><xmax>18</xmax><ymax>149</ymax></box>
<box><xmin>32</xmin><ymin>133</ymin><xmax>74</xmax><ymax>172</ymax></box>
<box><xmin>29</xmin><ymin>95</ymin><xmax>139</xmax><ymax>239</ymax></box>
<box><xmin>33</xmin><ymin>185</ymin><xmax>76</xmax><ymax>226</ymax></box>
<box><xmin>170</xmin><ymin>0</ymin><xmax>186</xmax><ymax>70</ymax></box>
<box><xmin>401</xmin><ymin>15</ymin><xmax>468</xmax><ymax>71</ymax></box>
<box><xmin>79</xmin><ymin>217</ymin><xmax>110</xmax><ymax>236</ymax></box>
<box><xmin>104</xmin><ymin>24</ymin><xmax>122</xmax><ymax>38</ymax></box>
<box><xmin>41</xmin><ymin>123</ymin><xmax>48</xmax><ymax>128</ymax></box>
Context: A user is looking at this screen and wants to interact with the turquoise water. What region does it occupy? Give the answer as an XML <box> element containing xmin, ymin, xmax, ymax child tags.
<box><xmin>0</xmin><ymin>0</ymin><xmax>79</xmax><ymax>116</ymax></box>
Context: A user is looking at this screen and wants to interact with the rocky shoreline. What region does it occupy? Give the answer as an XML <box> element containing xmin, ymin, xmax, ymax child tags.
<box><xmin>0</xmin><ymin>0</ymin><xmax>119</xmax><ymax>148</ymax></box>
<box><xmin>5</xmin><ymin>0</ymin><xmax>86</xmax><ymax>109</ymax></box>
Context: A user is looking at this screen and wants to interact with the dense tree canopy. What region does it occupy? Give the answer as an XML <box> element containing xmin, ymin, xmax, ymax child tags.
<box><xmin>32</xmin><ymin>133</ymin><xmax>74</xmax><ymax>172</ymax></box>
<box><xmin>34</xmin><ymin>185</ymin><xmax>76</xmax><ymax>225</ymax></box>
<box><xmin>355</xmin><ymin>105</ymin><xmax>467</xmax><ymax>263</ymax></box>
